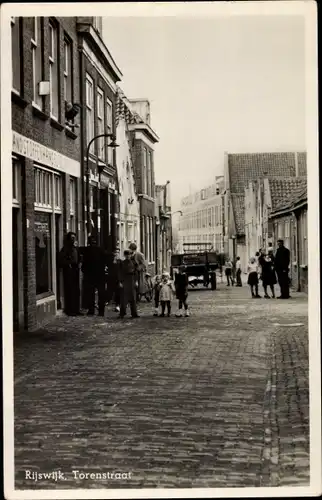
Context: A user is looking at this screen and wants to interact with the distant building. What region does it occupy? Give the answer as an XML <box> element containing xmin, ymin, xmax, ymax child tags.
<box><xmin>115</xmin><ymin>88</ymin><xmax>141</xmax><ymax>254</ymax></box>
<box><xmin>128</xmin><ymin>99</ymin><xmax>159</xmax><ymax>274</ymax></box>
<box><xmin>155</xmin><ymin>182</ymin><xmax>172</xmax><ymax>274</ymax></box>
<box><xmin>269</xmin><ymin>185</ymin><xmax>308</xmax><ymax>292</ymax></box>
<box><xmin>178</xmin><ymin>177</ymin><xmax>224</xmax><ymax>253</ymax></box>
<box><xmin>224</xmin><ymin>151</ymin><xmax>307</xmax><ymax>271</ymax></box>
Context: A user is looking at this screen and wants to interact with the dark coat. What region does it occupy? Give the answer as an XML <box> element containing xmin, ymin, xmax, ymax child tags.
<box><xmin>275</xmin><ymin>246</ymin><xmax>290</xmax><ymax>273</ymax></box>
<box><xmin>260</xmin><ymin>257</ymin><xmax>277</xmax><ymax>286</ymax></box>
<box><xmin>118</xmin><ymin>258</ymin><xmax>138</xmax><ymax>303</ymax></box>
<box><xmin>81</xmin><ymin>245</ymin><xmax>107</xmax><ymax>283</ymax></box>
<box><xmin>175</xmin><ymin>273</ymin><xmax>189</xmax><ymax>298</ymax></box>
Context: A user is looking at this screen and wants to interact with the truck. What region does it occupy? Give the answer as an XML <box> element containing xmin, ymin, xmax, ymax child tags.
<box><xmin>170</xmin><ymin>243</ymin><xmax>224</xmax><ymax>290</ymax></box>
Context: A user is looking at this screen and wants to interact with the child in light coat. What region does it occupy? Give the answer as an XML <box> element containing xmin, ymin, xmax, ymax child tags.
<box><xmin>159</xmin><ymin>272</ymin><xmax>175</xmax><ymax>317</ymax></box>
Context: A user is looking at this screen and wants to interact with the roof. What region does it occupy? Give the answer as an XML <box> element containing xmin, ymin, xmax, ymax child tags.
<box><xmin>270</xmin><ymin>180</ymin><xmax>307</xmax><ymax>217</ymax></box>
<box><xmin>228</xmin><ymin>152</ymin><xmax>306</xmax><ymax>235</ymax></box>
<box><xmin>268</xmin><ymin>177</ymin><xmax>307</xmax><ymax>212</ymax></box>
<box><xmin>231</xmin><ymin>194</ymin><xmax>245</xmax><ymax>234</ymax></box>
<box><xmin>228</xmin><ymin>152</ymin><xmax>306</xmax><ymax>194</ymax></box>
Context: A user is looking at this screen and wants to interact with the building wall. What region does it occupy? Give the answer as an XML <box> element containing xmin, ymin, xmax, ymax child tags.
<box><xmin>178</xmin><ymin>186</ymin><xmax>224</xmax><ymax>253</ymax></box>
<box><xmin>271</xmin><ymin>214</ymin><xmax>298</xmax><ymax>289</ymax></box>
<box><xmin>11</xmin><ymin>17</ymin><xmax>81</xmax><ymax>331</ymax></box>
<box><xmin>115</xmin><ymin>117</ymin><xmax>140</xmax><ymax>255</ymax></box>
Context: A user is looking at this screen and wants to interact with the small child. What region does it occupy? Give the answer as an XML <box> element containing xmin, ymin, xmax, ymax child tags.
<box><xmin>175</xmin><ymin>266</ymin><xmax>190</xmax><ymax>317</ymax></box>
<box><xmin>159</xmin><ymin>272</ymin><xmax>175</xmax><ymax>317</ymax></box>
<box><xmin>153</xmin><ymin>275</ymin><xmax>161</xmax><ymax>316</ymax></box>
<box><xmin>247</xmin><ymin>257</ymin><xmax>261</xmax><ymax>298</ymax></box>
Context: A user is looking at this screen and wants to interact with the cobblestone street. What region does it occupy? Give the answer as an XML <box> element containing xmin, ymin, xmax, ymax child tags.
<box><xmin>14</xmin><ymin>281</ymin><xmax>309</xmax><ymax>489</ymax></box>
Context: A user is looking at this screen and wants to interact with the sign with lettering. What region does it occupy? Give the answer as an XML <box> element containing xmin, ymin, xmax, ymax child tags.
<box><xmin>12</xmin><ymin>131</ymin><xmax>80</xmax><ymax>178</ymax></box>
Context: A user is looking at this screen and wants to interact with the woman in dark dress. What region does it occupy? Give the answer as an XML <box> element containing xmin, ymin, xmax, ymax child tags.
<box><xmin>259</xmin><ymin>250</ymin><xmax>277</xmax><ymax>298</ymax></box>
<box><xmin>58</xmin><ymin>232</ymin><xmax>80</xmax><ymax>316</ymax></box>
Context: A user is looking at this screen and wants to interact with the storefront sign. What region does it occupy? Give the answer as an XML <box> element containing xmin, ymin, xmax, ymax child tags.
<box><xmin>12</xmin><ymin>131</ymin><xmax>80</xmax><ymax>178</ymax></box>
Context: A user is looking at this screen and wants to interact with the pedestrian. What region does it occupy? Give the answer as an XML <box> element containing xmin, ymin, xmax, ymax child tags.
<box><xmin>117</xmin><ymin>249</ymin><xmax>139</xmax><ymax>319</ymax></box>
<box><xmin>174</xmin><ymin>265</ymin><xmax>190</xmax><ymax>317</ymax></box>
<box><xmin>153</xmin><ymin>274</ymin><xmax>161</xmax><ymax>316</ymax></box>
<box><xmin>274</xmin><ymin>239</ymin><xmax>291</xmax><ymax>299</ymax></box>
<box><xmin>81</xmin><ymin>235</ymin><xmax>107</xmax><ymax>316</ymax></box>
<box><xmin>128</xmin><ymin>242</ymin><xmax>147</xmax><ymax>302</ymax></box>
<box><xmin>106</xmin><ymin>248</ymin><xmax>121</xmax><ymax>313</ymax></box>
<box><xmin>58</xmin><ymin>232</ymin><xmax>81</xmax><ymax>316</ymax></box>
<box><xmin>247</xmin><ymin>257</ymin><xmax>261</xmax><ymax>298</ymax></box>
<box><xmin>159</xmin><ymin>272</ymin><xmax>175</xmax><ymax>317</ymax></box>
<box><xmin>225</xmin><ymin>258</ymin><xmax>234</xmax><ymax>286</ymax></box>
<box><xmin>259</xmin><ymin>250</ymin><xmax>277</xmax><ymax>298</ymax></box>
<box><xmin>235</xmin><ymin>256</ymin><xmax>242</xmax><ymax>286</ymax></box>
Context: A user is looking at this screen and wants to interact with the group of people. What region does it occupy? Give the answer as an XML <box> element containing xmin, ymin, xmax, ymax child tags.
<box><xmin>153</xmin><ymin>266</ymin><xmax>190</xmax><ymax>317</ymax></box>
<box><xmin>224</xmin><ymin>239</ymin><xmax>291</xmax><ymax>299</ymax></box>
<box><xmin>58</xmin><ymin>232</ymin><xmax>147</xmax><ymax>319</ymax></box>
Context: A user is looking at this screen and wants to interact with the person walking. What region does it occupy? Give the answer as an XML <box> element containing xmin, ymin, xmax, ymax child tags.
<box><xmin>159</xmin><ymin>272</ymin><xmax>175</xmax><ymax>317</ymax></box>
<box><xmin>117</xmin><ymin>250</ymin><xmax>139</xmax><ymax>319</ymax></box>
<box><xmin>274</xmin><ymin>239</ymin><xmax>291</xmax><ymax>299</ymax></box>
<box><xmin>259</xmin><ymin>250</ymin><xmax>277</xmax><ymax>298</ymax></box>
<box><xmin>129</xmin><ymin>242</ymin><xmax>147</xmax><ymax>302</ymax></box>
<box><xmin>81</xmin><ymin>236</ymin><xmax>107</xmax><ymax>316</ymax></box>
<box><xmin>174</xmin><ymin>266</ymin><xmax>190</xmax><ymax>317</ymax></box>
<box><xmin>247</xmin><ymin>257</ymin><xmax>261</xmax><ymax>298</ymax></box>
<box><xmin>58</xmin><ymin>232</ymin><xmax>80</xmax><ymax>316</ymax></box>
<box><xmin>235</xmin><ymin>256</ymin><xmax>243</xmax><ymax>286</ymax></box>
<box><xmin>225</xmin><ymin>259</ymin><xmax>234</xmax><ymax>286</ymax></box>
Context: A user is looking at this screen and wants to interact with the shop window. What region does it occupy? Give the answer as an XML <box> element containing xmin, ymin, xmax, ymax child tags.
<box><xmin>12</xmin><ymin>158</ymin><xmax>21</xmax><ymax>204</ymax></box>
<box><xmin>49</xmin><ymin>21</ymin><xmax>59</xmax><ymax>120</ymax></box>
<box><xmin>35</xmin><ymin>212</ymin><xmax>52</xmax><ymax>295</ymax></box>
<box><xmin>54</xmin><ymin>174</ymin><xmax>62</xmax><ymax>211</ymax></box>
<box><xmin>34</xmin><ymin>167</ymin><xmax>53</xmax><ymax>209</ymax></box>
<box><xmin>11</xmin><ymin>17</ymin><xmax>21</xmax><ymax>94</ymax></box>
<box><xmin>31</xmin><ymin>17</ymin><xmax>43</xmax><ymax>109</ymax></box>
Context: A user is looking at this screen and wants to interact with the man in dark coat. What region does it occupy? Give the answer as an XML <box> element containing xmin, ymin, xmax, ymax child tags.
<box><xmin>274</xmin><ymin>239</ymin><xmax>291</xmax><ymax>299</ymax></box>
<box><xmin>58</xmin><ymin>232</ymin><xmax>81</xmax><ymax>316</ymax></box>
<box><xmin>106</xmin><ymin>248</ymin><xmax>121</xmax><ymax>312</ymax></box>
<box><xmin>117</xmin><ymin>250</ymin><xmax>139</xmax><ymax>319</ymax></box>
<box><xmin>81</xmin><ymin>236</ymin><xmax>107</xmax><ymax>316</ymax></box>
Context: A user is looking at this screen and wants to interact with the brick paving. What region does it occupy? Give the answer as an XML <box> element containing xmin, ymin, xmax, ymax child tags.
<box><xmin>14</xmin><ymin>281</ymin><xmax>309</xmax><ymax>489</ymax></box>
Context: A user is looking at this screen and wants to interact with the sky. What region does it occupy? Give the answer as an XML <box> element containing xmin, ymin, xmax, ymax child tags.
<box><xmin>103</xmin><ymin>15</ymin><xmax>305</xmax><ymax>211</ymax></box>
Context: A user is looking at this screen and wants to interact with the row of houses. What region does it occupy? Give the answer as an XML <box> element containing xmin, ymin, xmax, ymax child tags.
<box><xmin>177</xmin><ymin>152</ymin><xmax>308</xmax><ymax>292</ymax></box>
<box><xmin>11</xmin><ymin>16</ymin><xmax>172</xmax><ymax>332</ymax></box>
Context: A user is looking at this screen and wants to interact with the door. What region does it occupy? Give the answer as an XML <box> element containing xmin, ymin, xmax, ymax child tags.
<box><xmin>12</xmin><ymin>208</ymin><xmax>19</xmax><ymax>332</ymax></box>
<box><xmin>55</xmin><ymin>214</ymin><xmax>62</xmax><ymax>309</ymax></box>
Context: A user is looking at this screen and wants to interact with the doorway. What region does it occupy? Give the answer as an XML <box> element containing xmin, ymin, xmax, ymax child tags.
<box><xmin>12</xmin><ymin>208</ymin><xmax>19</xmax><ymax>332</ymax></box>
<box><xmin>55</xmin><ymin>214</ymin><xmax>62</xmax><ymax>310</ymax></box>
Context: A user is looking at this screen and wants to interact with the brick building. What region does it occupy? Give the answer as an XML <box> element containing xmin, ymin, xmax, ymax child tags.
<box><xmin>77</xmin><ymin>17</ymin><xmax>122</xmax><ymax>253</ymax></box>
<box><xmin>269</xmin><ymin>184</ymin><xmax>308</xmax><ymax>293</ymax></box>
<box><xmin>127</xmin><ymin>100</ymin><xmax>159</xmax><ymax>274</ymax></box>
<box><xmin>11</xmin><ymin>16</ymin><xmax>82</xmax><ymax>331</ymax></box>
<box><xmin>224</xmin><ymin>151</ymin><xmax>307</xmax><ymax>270</ymax></box>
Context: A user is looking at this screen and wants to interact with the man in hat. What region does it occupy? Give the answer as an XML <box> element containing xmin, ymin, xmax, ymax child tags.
<box><xmin>274</xmin><ymin>239</ymin><xmax>291</xmax><ymax>299</ymax></box>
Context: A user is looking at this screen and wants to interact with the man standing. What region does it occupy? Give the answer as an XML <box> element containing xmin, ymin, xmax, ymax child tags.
<box><xmin>117</xmin><ymin>250</ymin><xmax>139</xmax><ymax>319</ymax></box>
<box><xmin>129</xmin><ymin>242</ymin><xmax>147</xmax><ymax>301</ymax></box>
<box><xmin>106</xmin><ymin>248</ymin><xmax>121</xmax><ymax>313</ymax></box>
<box><xmin>235</xmin><ymin>256</ymin><xmax>242</xmax><ymax>286</ymax></box>
<box><xmin>274</xmin><ymin>239</ymin><xmax>291</xmax><ymax>299</ymax></box>
<box><xmin>82</xmin><ymin>236</ymin><xmax>107</xmax><ymax>316</ymax></box>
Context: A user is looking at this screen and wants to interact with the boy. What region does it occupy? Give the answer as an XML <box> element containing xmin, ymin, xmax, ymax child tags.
<box><xmin>175</xmin><ymin>266</ymin><xmax>190</xmax><ymax>317</ymax></box>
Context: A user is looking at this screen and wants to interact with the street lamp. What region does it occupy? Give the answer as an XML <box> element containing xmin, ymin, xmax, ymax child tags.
<box><xmin>85</xmin><ymin>133</ymin><xmax>119</xmax><ymax>244</ymax></box>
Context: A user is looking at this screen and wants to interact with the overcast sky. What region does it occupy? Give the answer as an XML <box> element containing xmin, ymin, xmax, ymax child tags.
<box><xmin>103</xmin><ymin>15</ymin><xmax>305</xmax><ymax>210</ymax></box>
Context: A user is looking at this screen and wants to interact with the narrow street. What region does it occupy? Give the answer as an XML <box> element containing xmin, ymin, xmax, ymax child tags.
<box><xmin>14</xmin><ymin>281</ymin><xmax>309</xmax><ymax>489</ymax></box>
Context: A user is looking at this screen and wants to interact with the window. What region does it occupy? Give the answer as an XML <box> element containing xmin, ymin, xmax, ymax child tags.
<box><xmin>34</xmin><ymin>168</ymin><xmax>52</xmax><ymax>209</ymax></box>
<box><xmin>86</xmin><ymin>74</ymin><xmax>94</xmax><ymax>154</ymax></box>
<box><xmin>31</xmin><ymin>17</ymin><xmax>43</xmax><ymax>108</ymax></box>
<box><xmin>97</xmin><ymin>88</ymin><xmax>105</xmax><ymax>159</ymax></box>
<box><xmin>12</xmin><ymin>158</ymin><xmax>21</xmax><ymax>204</ymax></box>
<box><xmin>146</xmin><ymin>150</ymin><xmax>151</xmax><ymax>197</ymax></box>
<box><xmin>149</xmin><ymin>151</ymin><xmax>153</xmax><ymax>197</ymax></box>
<box><xmin>49</xmin><ymin>22</ymin><xmax>59</xmax><ymax>119</ymax></box>
<box><xmin>106</xmin><ymin>98</ymin><xmax>113</xmax><ymax>134</ymax></box>
<box><xmin>64</xmin><ymin>38</ymin><xmax>72</xmax><ymax>105</ymax></box>
<box><xmin>54</xmin><ymin>174</ymin><xmax>62</xmax><ymax>211</ymax></box>
<box><xmin>11</xmin><ymin>17</ymin><xmax>21</xmax><ymax>93</ymax></box>
<box><xmin>70</xmin><ymin>177</ymin><xmax>76</xmax><ymax>232</ymax></box>
<box><xmin>35</xmin><ymin>212</ymin><xmax>52</xmax><ymax>295</ymax></box>
<box><xmin>142</xmin><ymin>148</ymin><xmax>147</xmax><ymax>194</ymax></box>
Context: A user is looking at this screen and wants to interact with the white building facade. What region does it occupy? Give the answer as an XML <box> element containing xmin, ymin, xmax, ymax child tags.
<box><xmin>177</xmin><ymin>178</ymin><xmax>224</xmax><ymax>253</ymax></box>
